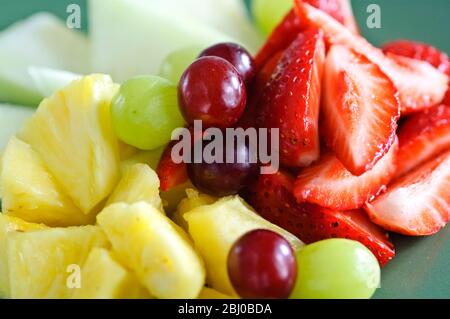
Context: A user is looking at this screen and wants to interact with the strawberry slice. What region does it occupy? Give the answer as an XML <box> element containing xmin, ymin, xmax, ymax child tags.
<box><xmin>306</xmin><ymin>0</ymin><xmax>359</xmax><ymax>33</ymax></box>
<box><xmin>255</xmin><ymin>10</ymin><xmax>302</xmax><ymax>70</ymax></box>
<box><xmin>294</xmin><ymin>140</ymin><xmax>398</xmax><ymax>211</ymax></box>
<box><xmin>365</xmin><ymin>151</ymin><xmax>450</xmax><ymax>236</ymax></box>
<box><xmin>322</xmin><ymin>45</ymin><xmax>400</xmax><ymax>175</ymax></box>
<box><xmin>256</xmin><ymin>28</ymin><xmax>325</xmax><ymax>168</ymax></box>
<box><xmin>244</xmin><ymin>171</ymin><xmax>395</xmax><ymax>266</ymax></box>
<box><xmin>294</xmin><ymin>0</ymin><xmax>449</xmax><ymax>114</ymax></box>
<box><xmin>157</xmin><ymin>141</ymin><xmax>188</xmax><ymax>192</ymax></box>
<box><xmin>238</xmin><ymin>50</ymin><xmax>284</xmax><ymax>129</ymax></box>
<box><xmin>255</xmin><ymin>0</ymin><xmax>358</xmax><ymax>70</ymax></box>
<box><xmin>444</xmin><ymin>90</ymin><xmax>450</xmax><ymax>106</ymax></box>
<box><xmin>396</xmin><ymin>104</ymin><xmax>450</xmax><ymax>178</ymax></box>
<box><xmin>383</xmin><ymin>40</ymin><xmax>450</xmax><ymax>76</ymax></box>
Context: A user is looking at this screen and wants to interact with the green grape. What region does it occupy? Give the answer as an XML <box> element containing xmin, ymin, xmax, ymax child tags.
<box><xmin>111</xmin><ymin>75</ymin><xmax>185</xmax><ymax>151</ymax></box>
<box><xmin>159</xmin><ymin>46</ymin><xmax>203</xmax><ymax>84</ymax></box>
<box><xmin>251</xmin><ymin>0</ymin><xmax>293</xmax><ymax>35</ymax></box>
<box><xmin>291</xmin><ymin>239</ymin><xmax>380</xmax><ymax>299</ymax></box>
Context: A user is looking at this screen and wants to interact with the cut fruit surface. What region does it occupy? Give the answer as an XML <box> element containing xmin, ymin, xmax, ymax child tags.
<box><xmin>1</xmin><ymin>137</ymin><xmax>93</xmax><ymax>227</ymax></box>
<box><xmin>0</xmin><ymin>215</ymin><xmax>46</xmax><ymax>298</ymax></box>
<box><xmin>365</xmin><ymin>151</ymin><xmax>450</xmax><ymax>236</ymax></box>
<box><xmin>254</xmin><ymin>10</ymin><xmax>301</xmax><ymax>70</ymax></box>
<box><xmin>245</xmin><ymin>171</ymin><xmax>395</xmax><ymax>266</ymax></box>
<box><xmin>28</xmin><ymin>66</ymin><xmax>81</xmax><ymax>98</ymax></box>
<box><xmin>321</xmin><ymin>45</ymin><xmax>399</xmax><ymax>175</ymax></box>
<box><xmin>72</xmin><ymin>248</ymin><xmax>150</xmax><ymax>299</ymax></box>
<box><xmin>396</xmin><ymin>104</ymin><xmax>450</xmax><ymax>178</ymax></box>
<box><xmin>0</xmin><ymin>13</ymin><xmax>89</xmax><ymax>105</ymax></box>
<box><xmin>184</xmin><ymin>196</ymin><xmax>303</xmax><ymax>296</ymax></box>
<box><xmin>107</xmin><ymin>163</ymin><xmax>162</xmax><ymax>211</ymax></box>
<box><xmin>255</xmin><ymin>0</ymin><xmax>358</xmax><ymax>69</ymax></box>
<box><xmin>18</xmin><ymin>74</ymin><xmax>121</xmax><ymax>214</ymax></box>
<box><xmin>294</xmin><ymin>140</ymin><xmax>398</xmax><ymax>210</ymax></box>
<box><xmin>97</xmin><ymin>202</ymin><xmax>205</xmax><ymax>299</ymax></box>
<box><xmin>256</xmin><ymin>28</ymin><xmax>325</xmax><ymax>167</ymax></box>
<box><xmin>173</xmin><ymin>189</ymin><xmax>217</xmax><ymax>231</ymax></box>
<box><xmin>0</xmin><ymin>103</ymin><xmax>35</xmax><ymax>151</ymax></box>
<box><xmin>89</xmin><ymin>0</ymin><xmax>234</xmax><ymax>82</ymax></box>
<box><xmin>295</xmin><ymin>1</ymin><xmax>448</xmax><ymax>114</ymax></box>
<box><xmin>305</xmin><ymin>0</ymin><xmax>359</xmax><ymax>33</ymax></box>
<box><xmin>383</xmin><ymin>40</ymin><xmax>450</xmax><ymax>76</ymax></box>
<box><xmin>7</xmin><ymin>225</ymin><xmax>109</xmax><ymax>299</ymax></box>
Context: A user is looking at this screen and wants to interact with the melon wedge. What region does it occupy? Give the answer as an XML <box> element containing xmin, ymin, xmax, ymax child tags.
<box><xmin>89</xmin><ymin>0</ymin><xmax>234</xmax><ymax>82</ymax></box>
<box><xmin>0</xmin><ymin>13</ymin><xmax>89</xmax><ymax>105</ymax></box>
<box><xmin>0</xmin><ymin>103</ymin><xmax>35</xmax><ymax>151</ymax></box>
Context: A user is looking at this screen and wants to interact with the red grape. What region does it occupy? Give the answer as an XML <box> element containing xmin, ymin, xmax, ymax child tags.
<box><xmin>187</xmin><ymin>135</ymin><xmax>258</xmax><ymax>196</ymax></box>
<box><xmin>199</xmin><ymin>43</ymin><xmax>256</xmax><ymax>83</ymax></box>
<box><xmin>228</xmin><ymin>229</ymin><xmax>297</xmax><ymax>299</ymax></box>
<box><xmin>178</xmin><ymin>56</ymin><xmax>247</xmax><ymax>128</ymax></box>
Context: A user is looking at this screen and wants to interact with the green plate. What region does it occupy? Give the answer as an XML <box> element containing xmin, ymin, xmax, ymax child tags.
<box><xmin>1</xmin><ymin>0</ymin><xmax>449</xmax><ymax>299</ymax></box>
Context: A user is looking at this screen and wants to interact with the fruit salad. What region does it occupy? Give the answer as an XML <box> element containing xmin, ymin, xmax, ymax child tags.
<box><xmin>0</xmin><ymin>0</ymin><xmax>449</xmax><ymax>299</ymax></box>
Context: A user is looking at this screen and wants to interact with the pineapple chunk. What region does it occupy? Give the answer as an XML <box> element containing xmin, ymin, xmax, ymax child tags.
<box><xmin>198</xmin><ymin>287</ymin><xmax>235</xmax><ymax>299</ymax></box>
<box><xmin>173</xmin><ymin>189</ymin><xmax>217</xmax><ymax>231</ymax></box>
<box><xmin>72</xmin><ymin>248</ymin><xmax>151</xmax><ymax>299</ymax></box>
<box><xmin>97</xmin><ymin>202</ymin><xmax>205</xmax><ymax>299</ymax></box>
<box><xmin>0</xmin><ymin>215</ymin><xmax>46</xmax><ymax>298</ymax></box>
<box><xmin>184</xmin><ymin>196</ymin><xmax>303</xmax><ymax>296</ymax></box>
<box><xmin>18</xmin><ymin>74</ymin><xmax>121</xmax><ymax>213</ymax></box>
<box><xmin>7</xmin><ymin>225</ymin><xmax>109</xmax><ymax>298</ymax></box>
<box><xmin>107</xmin><ymin>163</ymin><xmax>162</xmax><ymax>211</ymax></box>
<box><xmin>1</xmin><ymin>137</ymin><xmax>94</xmax><ymax>226</ymax></box>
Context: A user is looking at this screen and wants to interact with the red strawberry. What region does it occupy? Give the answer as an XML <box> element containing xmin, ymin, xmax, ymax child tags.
<box><xmin>383</xmin><ymin>40</ymin><xmax>450</xmax><ymax>76</ymax></box>
<box><xmin>294</xmin><ymin>0</ymin><xmax>449</xmax><ymax>114</ymax></box>
<box><xmin>396</xmin><ymin>104</ymin><xmax>450</xmax><ymax>178</ymax></box>
<box><xmin>444</xmin><ymin>90</ymin><xmax>450</xmax><ymax>106</ymax></box>
<box><xmin>306</xmin><ymin>0</ymin><xmax>359</xmax><ymax>33</ymax></box>
<box><xmin>157</xmin><ymin>141</ymin><xmax>188</xmax><ymax>192</ymax></box>
<box><xmin>238</xmin><ymin>50</ymin><xmax>284</xmax><ymax>129</ymax></box>
<box><xmin>321</xmin><ymin>45</ymin><xmax>400</xmax><ymax>175</ymax></box>
<box><xmin>255</xmin><ymin>0</ymin><xmax>358</xmax><ymax>70</ymax></box>
<box><xmin>365</xmin><ymin>151</ymin><xmax>450</xmax><ymax>236</ymax></box>
<box><xmin>255</xmin><ymin>10</ymin><xmax>302</xmax><ymax>70</ymax></box>
<box><xmin>294</xmin><ymin>140</ymin><xmax>398</xmax><ymax>211</ymax></box>
<box><xmin>244</xmin><ymin>171</ymin><xmax>395</xmax><ymax>266</ymax></box>
<box><xmin>256</xmin><ymin>28</ymin><xmax>325</xmax><ymax>168</ymax></box>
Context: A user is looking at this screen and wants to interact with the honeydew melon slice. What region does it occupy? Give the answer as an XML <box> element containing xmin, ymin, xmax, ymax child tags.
<box><xmin>0</xmin><ymin>13</ymin><xmax>90</xmax><ymax>106</ymax></box>
<box><xmin>89</xmin><ymin>0</ymin><xmax>235</xmax><ymax>82</ymax></box>
<box><xmin>0</xmin><ymin>104</ymin><xmax>35</xmax><ymax>152</ymax></box>
<box><xmin>29</xmin><ymin>67</ymin><xmax>81</xmax><ymax>98</ymax></box>
<box><xmin>160</xmin><ymin>0</ymin><xmax>264</xmax><ymax>52</ymax></box>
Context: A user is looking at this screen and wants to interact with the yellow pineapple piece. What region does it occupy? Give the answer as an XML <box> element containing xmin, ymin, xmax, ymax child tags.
<box><xmin>107</xmin><ymin>163</ymin><xmax>162</xmax><ymax>211</ymax></box>
<box><xmin>173</xmin><ymin>189</ymin><xmax>217</xmax><ymax>230</ymax></box>
<box><xmin>97</xmin><ymin>202</ymin><xmax>205</xmax><ymax>299</ymax></box>
<box><xmin>0</xmin><ymin>215</ymin><xmax>46</xmax><ymax>298</ymax></box>
<box><xmin>0</xmin><ymin>137</ymin><xmax>93</xmax><ymax>226</ymax></box>
<box><xmin>18</xmin><ymin>74</ymin><xmax>121</xmax><ymax>213</ymax></box>
<box><xmin>7</xmin><ymin>225</ymin><xmax>109</xmax><ymax>299</ymax></box>
<box><xmin>198</xmin><ymin>287</ymin><xmax>236</xmax><ymax>299</ymax></box>
<box><xmin>185</xmin><ymin>196</ymin><xmax>303</xmax><ymax>296</ymax></box>
<box><xmin>72</xmin><ymin>248</ymin><xmax>151</xmax><ymax>299</ymax></box>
